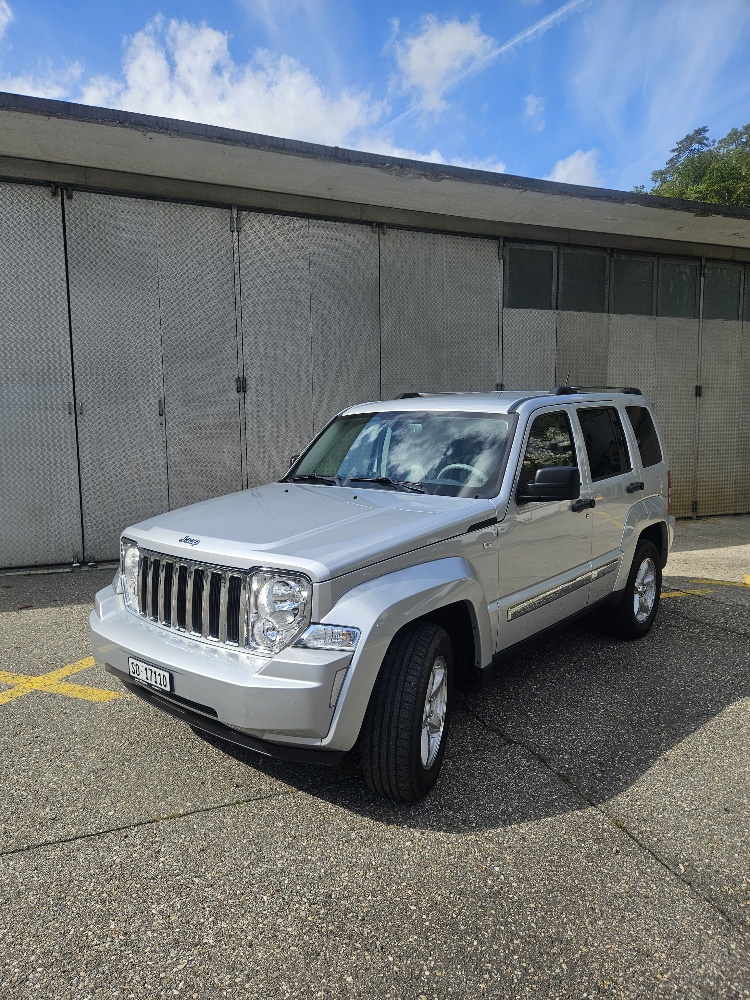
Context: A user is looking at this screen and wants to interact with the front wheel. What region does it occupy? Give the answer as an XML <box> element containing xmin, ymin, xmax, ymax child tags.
<box><xmin>607</xmin><ymin>540</ymin><xmax>662</xmax><ymax>639</ymax></box>
<box><xmin>360</xmin><ymin>622</ymin><xmax>453</xmax><ymax>802</ymax></box>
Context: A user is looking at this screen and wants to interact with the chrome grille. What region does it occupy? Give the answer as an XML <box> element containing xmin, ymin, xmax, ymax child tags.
<box><xmin>138</xmin><ymin>551</ymin><xmax>246</xmax><ymax>647</ymax></box>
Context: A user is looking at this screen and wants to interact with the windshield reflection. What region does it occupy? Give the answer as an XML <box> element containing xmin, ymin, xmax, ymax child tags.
<box><xmin>291</xmin><ymin>411</ymin><xmax>514</xmax><ymax>498</ymax></box>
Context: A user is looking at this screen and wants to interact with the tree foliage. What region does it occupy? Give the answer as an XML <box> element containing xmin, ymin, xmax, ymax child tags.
<box><xmin>639</xmin><ymin>124</ymin><xmax>750</xmax><ymax>207</ymax></box>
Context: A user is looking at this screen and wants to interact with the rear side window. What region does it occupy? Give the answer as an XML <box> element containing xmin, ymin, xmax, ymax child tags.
<box><xmin>577</xmin><ymin>407</ymin><xmax>632</xmax><ymax>481</ymax></box>
<box><xmin>626</xmin><ymin>406</ymin><xmax>663</xmax><ymax>467</ymax></box>
<box><xmin>518</xmin><ymin>411</ymin><xmax>576</xmax><ymax>491</ymax></box>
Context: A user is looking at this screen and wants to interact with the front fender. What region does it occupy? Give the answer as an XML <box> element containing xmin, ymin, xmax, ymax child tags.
<box><xmin>318</xmin><ymin>557</ymin><xmax>491</xmax><ymax>751</ymax></box>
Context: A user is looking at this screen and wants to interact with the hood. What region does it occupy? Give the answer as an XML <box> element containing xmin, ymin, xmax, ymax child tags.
<box><xmin>126</xmin><ymin>481</ymin><xmax>496</xmax><ymax>581</ymax></box>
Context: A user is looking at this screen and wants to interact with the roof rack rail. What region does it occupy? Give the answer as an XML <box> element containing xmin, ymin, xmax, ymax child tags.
<box><xmin>553</xmin><ymin>385</ymin><xmax>642</xmax><ymax>396</ymax></box>
<box><xmin>398</xmin><ymin>391</ymin><xmax>428</xmax><ymax>399</ymax></box>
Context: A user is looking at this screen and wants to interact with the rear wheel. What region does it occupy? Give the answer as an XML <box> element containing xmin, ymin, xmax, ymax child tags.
<box><xmin>607</xmin><ymin>540</ymin><xmax>662</xmax><ymax>639</ymax></box>
<box><xmin>360</xmin><ymin>622</ymin><xmax>453</xmax><ymax>802</ymax></box>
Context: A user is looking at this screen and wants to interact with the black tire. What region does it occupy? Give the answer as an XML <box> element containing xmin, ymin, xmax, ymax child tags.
<box><xmin>360</xmin><ymin>622</ymin><xmax>453</xmax><ymax>803</ymax></box>
<box><xmin>607</xmin><ymin>540</ymin><xmax>662</xmax><ymax>640</ymax></box>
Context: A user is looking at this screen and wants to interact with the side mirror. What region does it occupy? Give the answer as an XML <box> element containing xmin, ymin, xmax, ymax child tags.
<box><xmin>289</xmin><ymin>454</ymin><xmax>300</xmax><ymax>468</ymax></box>
<box><xmin>517</xmin><ymin>465</ymin><xmax>580</xmax><ymax>504</ymax></box>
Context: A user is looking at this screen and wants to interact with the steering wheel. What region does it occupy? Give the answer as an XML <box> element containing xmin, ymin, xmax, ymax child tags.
<box><xmin>435</xmin><ymin>463</ymin><xmax>486</xmax><ymax>484</ymax></box>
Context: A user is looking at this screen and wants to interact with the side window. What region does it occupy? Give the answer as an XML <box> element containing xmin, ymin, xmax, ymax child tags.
<box><xmin>577</xmin><ymin>407</ymin><xmax>632</xmax><ymax>481</ymax></box>
<box><xmin>626</xmin><ymin>406</ymin><xmax>662</xmax><ymax>468</ymax></box>
<box><xmin>518</xmin><ymin>411</ymin><xmax>576</xmax><ymax>491</ymax></box>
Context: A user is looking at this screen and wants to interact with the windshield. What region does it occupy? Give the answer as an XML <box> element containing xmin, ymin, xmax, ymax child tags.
<box><xmin>289</xmin><ymin>410</ymin><xmax>515</xmax><ymax>498</ymax></box>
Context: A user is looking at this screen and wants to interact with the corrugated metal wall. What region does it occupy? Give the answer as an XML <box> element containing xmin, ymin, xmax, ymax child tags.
<box><xmin>0</xmin><ymin>180</ymin><xmax>747</xmax><ymax>567</ymax></box>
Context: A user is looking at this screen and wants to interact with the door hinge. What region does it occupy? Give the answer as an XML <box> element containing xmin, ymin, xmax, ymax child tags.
<box><xmin>230</xmin><ymin>207</ymin><xmax>241</xmax><ymax>233</ymax></box>
<box><xmin>695</xmin><ymin>384</ymin><xmax>702</xmax><ymax>397</ymax></box>
<box><xmin>236</xmin><ymin>375</ymin><xmax>247</xmax><ymax>393</ymax></box>
<box><xmin>691</xmin><ymin>499</ymin><xmax>699</xmax><ymax>514</ymax></box>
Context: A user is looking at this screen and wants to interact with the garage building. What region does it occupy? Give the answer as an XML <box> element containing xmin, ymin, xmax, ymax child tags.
<box><xmin>1</xmin><ymin>92</ymin><xmax>749</xmax><ymax>569</ymax></box>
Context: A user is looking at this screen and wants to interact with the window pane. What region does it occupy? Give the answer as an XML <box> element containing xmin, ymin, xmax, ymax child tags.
<box><xmin>704</xmin><ymin>264</ymin><xmax>741</xmax><ymax>321</ymax></box>
<box><xmin>506</xmin><ymin>245</ymin><xmax>554</xmax><ymax>310</ymax></box>
<box><xmin>577</xmin><ymin>407</ymin><xmax>631</xmax><ymax>480</ymax></box>
<box><xmin>658</xmin><ymin>260</ymin><xmax>698</xmax><ymax>318</ymax></box>
<box><xmin>626</xmin><ymin>406</ymin><xmax>662</xmax><ymax>467</ymax></box>
<box><xmin>611</xmin><ymin>257</ymin><xmax>654</xmax><ymax>315</ymax></box>
<box><xmin>519</xmin><ymin>411</ymin><xmax>575</xmax><ymax>490</ymax></box>
<box><xmin>559</xmin><ymin>250</ymin><xmax>607</xmax><ymax>312</ymax></box>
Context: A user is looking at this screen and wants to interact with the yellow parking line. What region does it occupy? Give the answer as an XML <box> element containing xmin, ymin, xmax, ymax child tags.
<box><xmin>689</xmin><ymin>577</ymin><xmax>750</xmax><ymax>589</ymax></box>
<box><xmin>0</xmin><ymin>656</ymin><xmax>122</xmax><ymax>705</ymax></box>
<box><xmin>661</xmin><ymin>588</ymin><xmax>714</xmax><ymax>599</ymax></box>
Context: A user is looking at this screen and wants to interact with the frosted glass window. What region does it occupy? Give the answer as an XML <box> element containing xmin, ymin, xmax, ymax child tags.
<box><xmin>506</xmin><ymin>245</ymin><xmax>555</xmax><ymax>310</ymax></box>
<box><xmin>611</xmin><ymin>257</ymin><xmax>654</xmax><ymax>315</ymax></box>
<box><xmin>559</xmin><ymin>250</ymin><xmax>607</xmax><ymax>313</ymax></box>
<box><xmin>658</xmin><ymin>260</ymin><xmax>698</xmax><ymax>318</ymax></box>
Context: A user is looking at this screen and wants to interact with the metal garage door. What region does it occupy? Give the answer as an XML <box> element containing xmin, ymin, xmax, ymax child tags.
<box><xmin>65</xmin><ymin>193</ymin><xmax>168</xmax><ymax>561</ymax></box>
<box><xmin>238</xmin><ymin>213</ymin><xmax>313</xmax><ymax>486</ymax></box>
<box><xmin>380</xmin><ymin>230</ymin><xmax>500</xmax><ymax>399</ymax></box>
<box><xmin>502</xmin><ymin>310</ymin><xmax>556</xmax><ymax>390</ymax></box>
<box><xmin>696</xmin><ymin>318</ymin><xmax>749</xmax><ymax>515</ymax></box>
<box><xmin>556</xmin><ymin>313</ymin><xmax>609</xmax><ymax>387</ymax></box>
<box><xmin>0</xmin><ymin>183</ymin><xmax>83</xmax><ymax>568</ymax></box>
<box><xmin>310</xmin><ymin>220</ymin><xmax>380</xmax><ymax>432</ymax></box>
<box><xmin>155</xmin><ymin>202</ymin><xmax>244</xmax><ymax>509</ymax></box>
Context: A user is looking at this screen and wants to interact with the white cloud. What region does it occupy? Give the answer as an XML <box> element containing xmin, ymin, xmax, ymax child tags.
<box><xmin>523</xmin><ymin>93</ymin><xmax>545</xmax><ymax>132</ymax></box>
<box><xmin>0</xmin><ymin>65</ymin><xmax>81</xmax><ymax>99</ymax></box>
<box><xmin>545</xmin><ymin>149</ymin><xmax>602</xmax><ymax>186</ymax></box>
<box><xmin>0</xmin><ymin>1</ymin><xmax>12</xmax><ymax>40</ymax></box>
<box><xmin>0</xmin><ymin>1</ymin><xmax>83</xmax><ymax>97</ymax></box>
<box><xmin>394</xmin><ymin>15</ymin><xmax>499</xmax><ymax>113</ymax></box>
<box><xmin>359</xmin><ymin>135</ymin><xmax>505</xmax><ymax>173</ymax></box>
<box><xmin>0</xmin><ymin>11</ymin><xmax>506</xmax><ymax>175</ymax></box>
<box><xmin>571</xmin><ymin>0</ymin><xmax>750</xmax><ymax>188</ymax></box>
<box><xmin>78</xmin><ymin>17</ymin><xmax>385</xmax><ymax>146</ymax></box>
<box><xmin>496</xmin><ymin>0</ymin><xmax>588</xmax><ymax>57</ymax></box>
<box><xmin>242</xmin><ymin>0</ymin><xmax>323</xmax><ymax>36</ymax></box>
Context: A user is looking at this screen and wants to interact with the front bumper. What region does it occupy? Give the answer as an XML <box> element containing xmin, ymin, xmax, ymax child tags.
<box><xmin>90</xmin><ymin>586</ymin><xmax>353</xmax><ymax>750</ymax></box>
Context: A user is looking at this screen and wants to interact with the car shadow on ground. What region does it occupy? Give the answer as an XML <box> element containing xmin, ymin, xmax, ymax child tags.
<box><xmin>196</xmin><ymin>599</ymin><xmax>750</xmax><ymax>834</ymax></box>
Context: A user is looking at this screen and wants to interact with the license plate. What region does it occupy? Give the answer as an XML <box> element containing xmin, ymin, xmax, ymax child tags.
<box><xmin>128</xmin><ymin>657</ymin><xmax>173</xmax><ymax>693</ymax></box>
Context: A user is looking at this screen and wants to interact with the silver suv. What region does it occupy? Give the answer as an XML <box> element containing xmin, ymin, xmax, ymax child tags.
<box><xmin>90</xmin><ymin>387</ymin><xmax>674</xmax><ymax>801</ymax></box>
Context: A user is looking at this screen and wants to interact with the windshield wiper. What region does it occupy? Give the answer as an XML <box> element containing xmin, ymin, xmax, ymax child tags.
<box><xmin>343</xmin><ymin>476</ymin><xmax>426</xmax><ymax>493</ymax></box>
<box><xmin>290</xmin><ymin>471</ymin><xmax>342</xmax><ymax>486</ymax></box>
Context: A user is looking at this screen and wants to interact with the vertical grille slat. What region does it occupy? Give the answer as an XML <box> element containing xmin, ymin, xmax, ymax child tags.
<box><xmin>157</xmin><ymin>560</ymin><xmax>166</xmax><ymax>623</ymax></box>
<box><xmin>176</xmin><ymin>565</ymin><xmax>187</xmax><ymax>630</ymax></box>
<box><xmin>186</xmin><ymin>566</ymin><xmax>195</xmax><ymax>633</ymax></box>
<box><xmin>193</xmin><ymin>569</ymin><xmax>205</xmax><ymax>635</ymax></box>
<box><xmin>139</xmin><ymin>555</ymin><xmax>149</xmax><ymax>615</ymax></box>
<box><xmin>146</xmin><ymin>559</ymin><xmax>159</xmax><ymax>618</ymax></box>
<box><xmin>218</xmin><ymin>573</ymin><xmax>229</xmax><ymax>642</ymax></box>
<box><xmin>226</xmin><ymin>576</ymin><xmax>242</xmax><ymax>645</ymax></box>
<box><xmin>135</xmin><ymin>551</ymin><xmax>247</xmax><ymax>648</ymax></box>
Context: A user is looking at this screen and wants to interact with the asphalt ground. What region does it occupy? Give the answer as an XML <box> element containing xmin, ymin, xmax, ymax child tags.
<box><xmin>1</xmin><ymin>518</ymin><xmax>749</xmax><ymax>999</ymax></box>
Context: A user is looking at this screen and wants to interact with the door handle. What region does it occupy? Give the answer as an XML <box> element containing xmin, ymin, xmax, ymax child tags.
<box><xmin>626</xmin><ymin>481</ymin><xmax>645</xmax><ymax>493</ymax></box>
<box><xmin>571</xmin><ymin>497</ymin><xmax>595</xmax><ymax>512</ymax></box>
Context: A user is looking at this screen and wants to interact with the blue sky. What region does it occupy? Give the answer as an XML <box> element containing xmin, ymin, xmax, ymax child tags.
<box><xmin>1</xmin><ymin>0</ymin><xmax>749</xmax><ymax>190</ymax></box>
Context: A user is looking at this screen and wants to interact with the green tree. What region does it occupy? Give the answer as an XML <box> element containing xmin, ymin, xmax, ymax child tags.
<box><xmin>641</xmin><ymin>124</ymin><xmax>750</xmax><ymax>207</ymax></box>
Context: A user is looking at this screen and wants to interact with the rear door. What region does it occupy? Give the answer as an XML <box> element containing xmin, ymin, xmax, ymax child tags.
<box><xmin>573</xmin><ymin>404</ymin><xmax>635</xmax><ymax>602</ymax></box>
<box><xmin>497</xmin><ymin>406</ymin><xmax>592</xmax><ymax>648</ymax></box>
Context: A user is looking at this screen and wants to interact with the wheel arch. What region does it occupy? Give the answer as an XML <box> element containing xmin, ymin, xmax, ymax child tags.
<box><xmin>318</xmin><ymin>557</ymin><xmax>491</xmax><ymax>751</ymax></box>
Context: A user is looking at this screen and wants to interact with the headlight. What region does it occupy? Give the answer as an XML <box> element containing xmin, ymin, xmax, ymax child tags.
<box><xmin>120</xmin><ymin>538</ymin><xmax>140</xmax><ymax>612</ymax></box>
<box><xmin>248</xmin><ymin>570</ymin><xmax>311</xmax><ymax>655</ymax></box>
<box><xmin>294</xmin><ymin>624</ymin><xmax>360</xmax><ymax>652</ymax></box>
